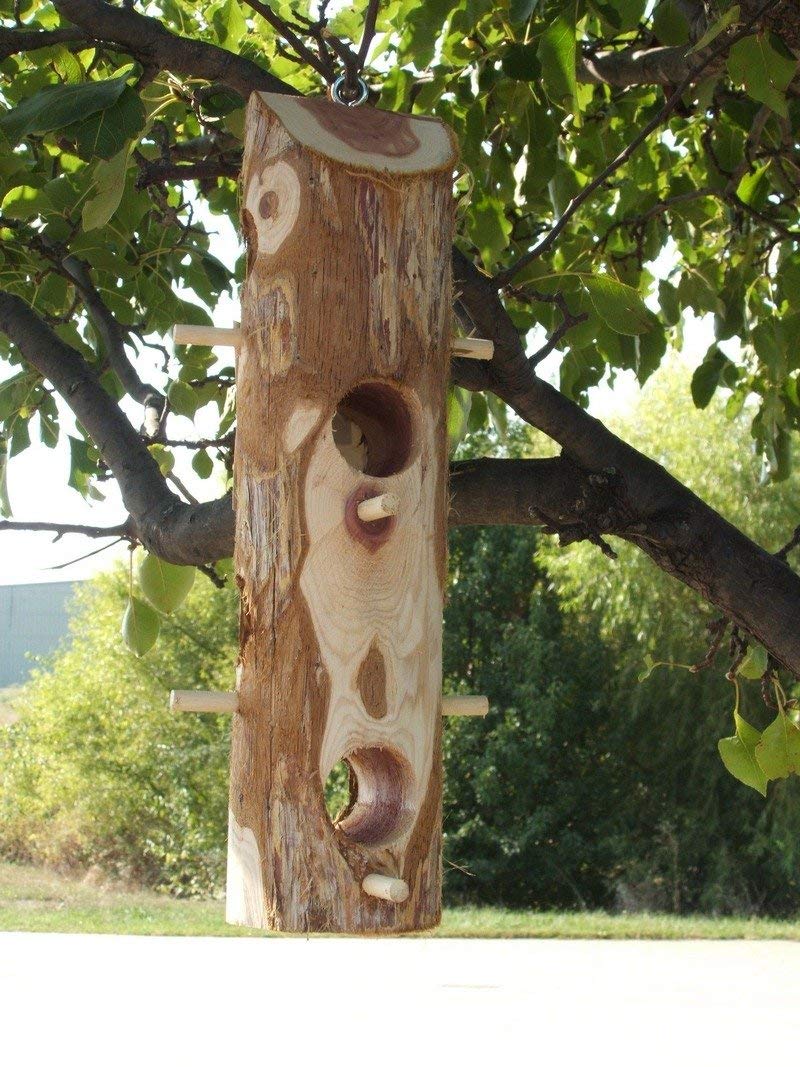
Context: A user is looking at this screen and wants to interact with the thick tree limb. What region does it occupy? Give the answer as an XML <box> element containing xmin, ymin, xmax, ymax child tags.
<box><xmin>0</xmin><ymin>290</ymin><xmax>225</xmax><ymax>566</ymax></box>
<box><xmin>579</xmin><ymin>45</ymin><xmax>694</xmax><ymax>87</ymax></box>
<box><xmin>0</xmin><ymin>26</ymin><xmax>85</xmax><ymax>59</ymax></box>
<box><xmin>136</xmin><ymin>157</ymin><xmax>241</xmax><ymax>187</ymax></box>
<box><xmin>451</xmin><ymin>254</ymin><xmax>800</xmax><ymax>676</ymax></box>
<box><xmin>53</xmin><ymin>0</ymin><xmax>294</xmax><ymax>98</ymax></box>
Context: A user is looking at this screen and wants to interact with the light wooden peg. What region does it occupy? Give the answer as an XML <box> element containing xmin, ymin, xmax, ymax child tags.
<box><xmin>173</xmin><ymin>324</ymin><xmax>242</xmax><ymax>348</ymax></box>
<box><xmin>173</xmin><ymin>325</ymin><xmax>491</xmax><ymax>361</ymax></box>
<box><xmin>169</xmin><ymin>689</ymin><xmax>238</xmax><ymax>714</ymax></box>
<box><xmin>451</xmin><ymin>337</ymin><xmax>493</xmax><ymax>361</ymax></box>
<box><xmin>357</xmin><ymin>493</ymin><xmax>399</xmax><ymax>522</ymax></box>
<box><xmin>170</xmin><ymin>689</ymin><xmax>488</xmax><ymax>717</ymax></box>
<box><xmin>442</xmin><ymin>695</ymin><xmax>489</xmax><ymax>717</ymax></box>
<box><xmin>362</xmin><ymin>873</ymin><xmax>410</xmax><ymax>903</ymax></box>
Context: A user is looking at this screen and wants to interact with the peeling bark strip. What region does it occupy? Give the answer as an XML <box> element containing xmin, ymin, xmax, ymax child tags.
<box><xmin>229</xmin><ymin>93</ymin><xmax>457</xmax><ymax>933</ymax></box>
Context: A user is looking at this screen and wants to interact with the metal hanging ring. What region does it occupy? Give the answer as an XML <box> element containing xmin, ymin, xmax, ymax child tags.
<box><xmin>330</xmin><ymin>74</ymin><xmax>369</xmax><ymax>107</ymax></box>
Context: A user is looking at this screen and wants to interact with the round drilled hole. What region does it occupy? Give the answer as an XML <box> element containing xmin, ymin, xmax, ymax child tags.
<box><xmin>324</xmin><ymin>759</ymin><xmax>353</xmax><ymax>824</ymax></box>
<box><xmin>324</xmin><ymin>746</ymin><xmax>414</xmax><ymax>847</ymax></box>
<box><xmin>332</xmin><ymin>382</ymin><xmax>416</xmax><ymax>477</ymax></box>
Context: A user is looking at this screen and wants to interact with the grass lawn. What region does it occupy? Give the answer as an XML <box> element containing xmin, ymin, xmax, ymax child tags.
<box><xmin>2</xmin><ymin>861</ymin><xmax>800</xmax><ymax>938</ymax></box>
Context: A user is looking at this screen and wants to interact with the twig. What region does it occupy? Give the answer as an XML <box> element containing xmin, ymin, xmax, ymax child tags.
<box><xmin>244</xmin><ymin>0</ymin><xmax>332</xmax><ymax>80</ymax></box>
<box><xmin>776</xmin><ymin>524</ymin><xmax>800</xmax><ymax>562</ymax></box>
<box><xmin>0</xmin><ymin>519</ymin><xmax>131</xmax><ymax>540</ymax></box>
<box><xmin>690</xmin><ymin>616</ymin><xmax>729</xmax><ymax>673</ymax></box>
<box><xmin>47</xmin><ymin>536</ymin><xmax>129</xmax><ymax>570</ymax></box>
<box><xmin>355</xmin><ymin>0</ymin><xmax>380</xmax><ymax>69</ymax></box>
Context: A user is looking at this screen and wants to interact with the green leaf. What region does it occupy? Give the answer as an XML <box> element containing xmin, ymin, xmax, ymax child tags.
<box><xmin>467</xmin><ymin>192</ymin><xmax>512</xmax><ymax>266</ymax></box>
<box><xmin>718</xmin><ymin>713</ymin><xmax>768</xmax><ymax>795</ymax></box>
<box><xmin>502</xmin><ymin>43</ymin><xmax>540</xmax><ymax>81</ymax></box>
<box><xmin>487</xmin><ymin>394</ymin><xmax>508</xmax><ymax>441</ymax></box>
<box><xmin>690</xmin><ymin>4</ymin><xmax>739</xmax><ymax>52</ymax></box>
<box><xmin>638</xmin><ymin>652</ymin><xmax>656</xmax><ymax>683</ymax></box>
<box><xmin>121</xmin><ymin>595</ymin><xmax>161</xmax><ymax>657</ymax></box>
<box><xmin>755</xmin><ymin>709</ymin><xmax>800</xmax><ymax>780</ymax></box>
<box><xmin>81</xmin><ymin>146</ymin><xmax>130</xmax><ymax>231</ymax></box>
<box><xmin>67</xmin><ymin>87</ymin><xmax>145</xmax><ymax>160</ymax></box>
<box><xmin>167</xmin><ymin>380</ymin><xmax>199</xmax><ymax>418</ymax></box>
<box><xmin>147</xmin><ymin>444</ymin><xmax>175</xmax><ymax>476</ymax></box>
<box><xmin>727</xmin><ymin>34</ymin><xmax>796</xmax><ymax>117</ymax></box>
<box><xmin>652</xmin><ymin>0</ymin><xmax>690</xmax><ymax>46</ymax></box>
<box><xmin>447</xmin><ymin>387</ymin><xmax>472</xmax><ymax>450</ymax></box>
<box><xmin>192</xmin><ymin>449</ymin><xmax>214</xmax><ymax>479</ymax></box>
<box><xmin>0</xmin><ymin>438</ymin><xmax>10</xmax><ymax>518</ymax></box>
<box><xmin>736</xmin><ymin>162</ymin><xmax>770</xmax><ymax>207</ymax></box>
<box><xmin>211</xmin><ymin>0</ymin><xmax>247</xmax><ymax>50</ymax></box>
<box><xmin>510</xmin><ymin>0</ymin><xmax>538</xmax><ymax>22</ymax></box>
<box><xmin>0</xmin><ymin>67</ymin><xmax>134</xmax><ymax>146</ymax></box>
<box><xmin>138</xmin><ymin>553</ymin><xmax>195</xmax><ymax>614</ymax></box>
<box><xmin>584</xmin><ymin>275</ymin><xmax>652</xmax><ymax>335</ymax></box>
<box><xmin>537</xmin><ymin>11</ymin><xmax>577</xmax><ymax>109</ymax></box>
<box><xmin>738</xmin><ymin>644</ymin><xmax>769</xmax><ymax>680</ymax></box>
<box><xmin>690</xmin><ymin>346</ymin><xmax>731</xmax><ymax>408</ymax></box>
<box><xmin>658</xmin><ymin>280</ymin><xmax>681</xmax><ymax>327</ymax></box>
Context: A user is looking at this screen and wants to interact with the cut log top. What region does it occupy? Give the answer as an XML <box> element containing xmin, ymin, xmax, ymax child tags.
<box><xmin>254</xmin><ymin>92</ymin><xmax>459</xmax><ymax>176</ymax></box>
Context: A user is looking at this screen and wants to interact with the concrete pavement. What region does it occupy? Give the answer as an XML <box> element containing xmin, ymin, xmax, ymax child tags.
<box><xmin>1</xmin><ymin>933</ymin><xmax>796</xmax><ymax>1065</ymax></box>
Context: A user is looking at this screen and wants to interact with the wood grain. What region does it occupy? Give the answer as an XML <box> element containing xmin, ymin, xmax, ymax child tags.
<box><xmin>230</xmin><ymin>92</ymin><xmax>456</xmax><ymax>933</ymax></box>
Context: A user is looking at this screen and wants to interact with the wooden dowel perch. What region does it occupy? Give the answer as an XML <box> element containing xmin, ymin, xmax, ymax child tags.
<box><xmin>442</xmin><ymin>695</ymin><xmax>489</xmax><ymax>717</ymax></box>
<box><xmin>169</xmin><ymin>690</ymin><xmax>238</xmax><ymax>714</ymax></box>
<box><xmin>357</xmin><ymin>493</ymin><xmax>399</xmax><ymax>522</ymax></box>
<box><xmin>362</xmin><ymin>874</ymin><xmax>410</xmax><ymax>903</ymax></box>
<box><xmin>170</xmin><ymin>690</ymin><xmax>489</xmax><ymax>717</ymax></box>
<box><xmin>173</xmin><ymin>324</ymin><xmax>242</xmax><ymax>348</ymax></box>
<box><xmin>173</xmin><ymin>324</ymin><xmax>493</xmax><ymax>361</ymax></box>
<box><xmin>451</xmin><ymin>337</ymin><xmax>494</xmax><ymax>360</ymax></box>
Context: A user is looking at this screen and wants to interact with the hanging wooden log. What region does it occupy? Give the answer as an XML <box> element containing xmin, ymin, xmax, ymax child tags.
<box><xmin>228</xmin><ymin>92</ymin><xmax>459</xmax><ymax>934</ymax></box>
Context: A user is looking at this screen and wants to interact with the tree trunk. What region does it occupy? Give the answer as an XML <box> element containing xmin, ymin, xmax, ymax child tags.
<box><xmin>226</xmin><ymin>92</ymin><xmax>458</xmax><ymax>933</ymax></box>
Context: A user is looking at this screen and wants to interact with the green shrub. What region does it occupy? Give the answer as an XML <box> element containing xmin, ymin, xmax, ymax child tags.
<box><xmin>0</xmin><ymin>569</ymin><xmax>236</xmax><ymax>895</ymax></box>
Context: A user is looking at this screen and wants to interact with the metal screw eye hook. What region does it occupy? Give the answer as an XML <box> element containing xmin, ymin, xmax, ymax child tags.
<box><xmin>330</xmin><ymin>75</ymin><xmax>369</xmax><ymax>107</ymax></box>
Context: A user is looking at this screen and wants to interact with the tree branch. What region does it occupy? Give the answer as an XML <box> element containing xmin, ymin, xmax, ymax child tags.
<box><xmin>0</xmin><ymin>290</ymin><xmax>225</xmax><ymax>565</ymax></box>
<box><xmin>0</xmin><ymin>26</ymin><xmax>85</xmax><ymax>60</ymax></box>
<box><xmin>135</xmin><ymin>157</ymin><xmax>241</xmax><ymax>188</ymax></box>
<box><xmin>242</xmin><ymin>0</ymin><xmax>332</xmax><ymax>81</ymax></box>
<box><xmin>450</xmin><ymin>251</ymin><xmax>800</xmax><ymax>677</ymax></box>
<box><xmin>579</xmin><ymin>45</ymin><xmax>694</xmax><ymax>86</ymax></box>
<box><xmin>60</xmin><ymin>256</ymin><xmax>164</xmax><ymax>419</ymax></box>
<box><xmin>53</xmin><ymin>0</ymin><xmax>294</xmax><ymax>99</ymax></box>
<box><xmin>0</xmin><ymin>519</ymin><xmax>131</xmax><ymax>539</ymax></box>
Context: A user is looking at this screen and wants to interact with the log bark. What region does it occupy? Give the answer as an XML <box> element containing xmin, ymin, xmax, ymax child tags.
<box><xmin>228</xmin><ymin>92</ymin><xmax>457</xmax><ymax>933</ymax></box>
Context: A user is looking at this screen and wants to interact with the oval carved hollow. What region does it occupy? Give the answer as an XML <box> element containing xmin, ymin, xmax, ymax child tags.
<box><xmin>333</xmin><ymin>381</ymin><xmax>417</xmax><ymax>477</ymax></box>
<box><xmin>357</xmin><ymin>640</ymin><xmax>388</xmax><ymax>720</ymax></box>
<box><xmin>334</xmin><ymin>745</ymin><xmax>414</xmax><ymax>847</ymax></box>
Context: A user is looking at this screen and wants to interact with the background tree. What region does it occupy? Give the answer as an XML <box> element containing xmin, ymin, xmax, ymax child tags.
<box><xmin>1</xmin><ymin>0</ymin><xmax>800</xmax><ymax>774</ymax></box>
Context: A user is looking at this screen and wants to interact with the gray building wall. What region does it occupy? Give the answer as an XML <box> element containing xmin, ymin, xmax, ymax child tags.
<box><xmin>0</xmin><ymin>581</ymin><xmax>79</xmax><ymax>687</ymax></box>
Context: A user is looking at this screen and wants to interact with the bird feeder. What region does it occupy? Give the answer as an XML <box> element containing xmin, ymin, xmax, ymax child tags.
<box><xmin>171</xmin><ymin>90</ymin><xmax>492</xmax><ymax>934</ymax></box>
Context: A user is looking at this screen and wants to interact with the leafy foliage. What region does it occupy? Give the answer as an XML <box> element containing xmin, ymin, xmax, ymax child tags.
<box><xmin>1</xmin><ymin>0</ymin><xmax>799</xmax><ymax>503</ymax></box>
